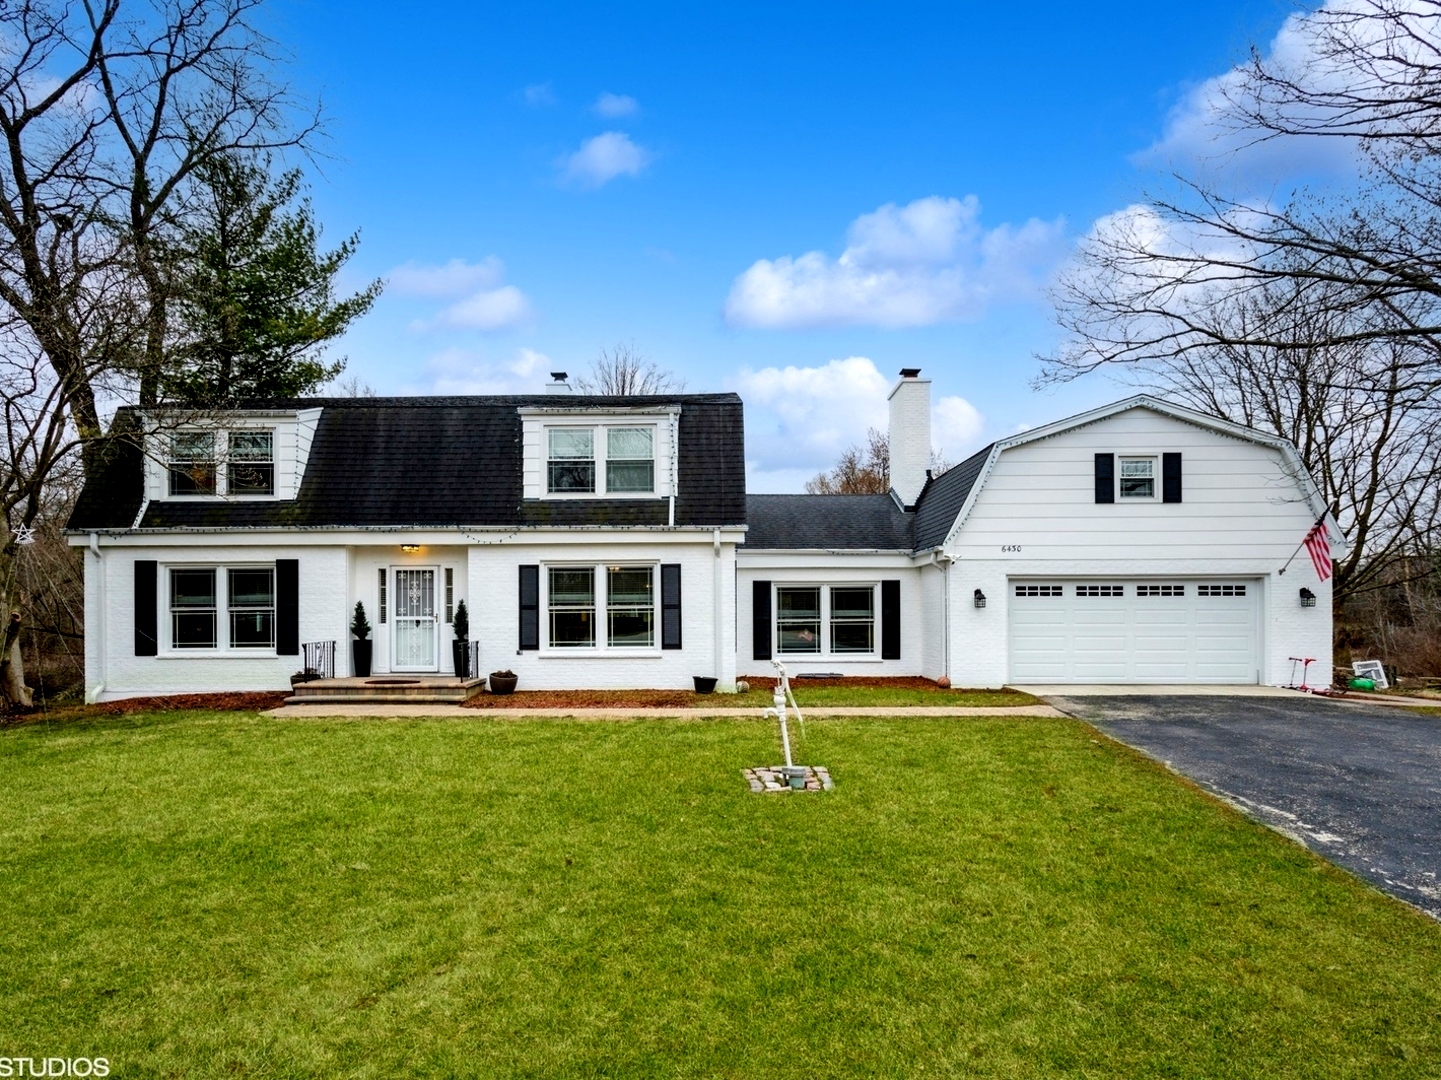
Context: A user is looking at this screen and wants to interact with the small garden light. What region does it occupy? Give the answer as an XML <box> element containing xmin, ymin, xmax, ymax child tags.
<box><xmin>1299</xmin><ymin>587</ymin><xmax>1316</xmax><ymax>608</ymax></box>
<box><xmin>974</xmin><ymin>589</ymin><xmax>987</xmax><ymax>609</ymax></box>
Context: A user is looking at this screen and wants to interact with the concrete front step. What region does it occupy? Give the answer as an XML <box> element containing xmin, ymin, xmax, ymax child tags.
<box><xmin>286</xmin><ymin>676</ymin><xmax>487</xmax><ymax>706</ymax></box>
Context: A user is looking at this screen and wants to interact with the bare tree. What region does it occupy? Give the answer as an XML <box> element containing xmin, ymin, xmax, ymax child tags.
<box><xmin>0</xmin><ymin>0</ymin><xmax>321</xmax><ymax>708</ymax></box>
<box><xmin>1045</xmin><ymin>1</ymin><xmax>1441</xmax><ymax>604</ymax></box>
<box><xmin>805</xmin><ymin>429</ymin><xmax>954</xmax><ymax>495</ymax></box>
<box><xmin>574</xmin><ymin>342</ymin><xmax>685</xmax><ymax>395</ymax></box>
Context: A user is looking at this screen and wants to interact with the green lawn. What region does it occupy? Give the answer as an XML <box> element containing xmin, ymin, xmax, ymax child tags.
<box><xmin>730</xmin><ymin>684</ymin><xmax>1037</xmax><ymax>707</ymax></box>
<box><xmin>3</xmin><ymin>711</ymin><xmax>1439</xmax><ymax>1078</ymax></box>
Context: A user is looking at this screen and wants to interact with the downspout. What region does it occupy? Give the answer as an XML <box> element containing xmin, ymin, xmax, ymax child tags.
<box><xmin>931</xmin><ymin>550</ymin><xmax>955</xmax><ymax>685</ymax></box>
<box><xmin>713</xmin><ymin>528</ymin><xmax>723</xmax><ymax>685</ymax></box>
<box><xmin>87</xmin><ymin>532</ymin><xmax>105</xmax><ymax>702</ymax></box>
<box><xmin>669</xmin><ymin>412</ymin><xmax>679</xmax><ymax>527</ymax></box>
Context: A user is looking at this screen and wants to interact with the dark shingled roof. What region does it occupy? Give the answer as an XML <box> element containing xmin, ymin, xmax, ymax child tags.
<box><xmin>912</xmin><ymin>442</ymin><xmax>993</xmax><ymax>549</ymax></box>
<box><xmin>67</xmin><ymin>393</ymin><xmax>746</xmax><ymax>531</ymax></box>
<box><xmin>745</xmin><ymin>494</ymin><xmax>915</xmax><ymax>550</ymax></box>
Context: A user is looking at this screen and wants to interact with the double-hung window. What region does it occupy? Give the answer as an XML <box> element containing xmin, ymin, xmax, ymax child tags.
<box><xmin>607</xmin><ymin>566</ymin><xmax>654</xmax><ymax>647</ymax></box>
<box><xmin>829</xmin><ymin>588</ymin><xmax>875</xmax><ymax>653</ymax></box>
<box><xmin>606</xmin><ymin>428</ymin><xmax>654</xmax><ymax>493</ymax></box>
<box><xmin>228</xmin><ymin>432</ymin><xmax>275</xmax><ymax>495</ymax></box>
<box><xmin>548</xmin><ymin>429</ymin><xmax>596</xmax><ymax>493</ymax></box>
<box><xmin>548</xmin><ymin>567</ymin><xmax>596</xmax><ymax>646</ymax></box>
<box><xmin>169</xmin><ymin>433</ymin><xmax>218</xmax><ymax>495</ymax></box>
<box><xmin>1118</xmin><ymin>457</ymin><xmax>1156</xmax><ymax>499</ymax></box>
<box><xmin>777</xmin><ymin>587</ymin><xmax>822</xmax><ymax>654</ymax></box>
<box><xmin>170</xmin><ymin>568</ymin><xmax>218</xmax><ymax>648</ymax></box>
<box><xmin>227</xmin><ymin>568</ymin><xmax>276</xmax><ymax>647</ymax></box>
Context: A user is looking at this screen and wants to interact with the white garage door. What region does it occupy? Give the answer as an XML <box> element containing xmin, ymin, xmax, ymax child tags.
<box><xmin>1008</xmin><ymin>579</ymin><xmax>1260</xmax><ymax>684</ymax></box>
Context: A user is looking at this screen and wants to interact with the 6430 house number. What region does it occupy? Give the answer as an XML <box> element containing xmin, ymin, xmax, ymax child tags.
<box><xmin>1001</xmin><ymin>545</ymin><xmax>1022</xmax><ymax>553</ymax></box>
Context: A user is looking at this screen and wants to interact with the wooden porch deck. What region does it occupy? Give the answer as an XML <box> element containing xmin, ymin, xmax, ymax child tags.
<box><xmin>285</xmin><ymin>675</ymin><xmax>488</xmax><ymax>705</ymax></box>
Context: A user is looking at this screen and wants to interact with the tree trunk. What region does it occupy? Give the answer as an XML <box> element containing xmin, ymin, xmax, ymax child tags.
<box><xmin>1</xmin><ymin>611</ymin><xmax>33</xmax><ymax>710</ymax></box>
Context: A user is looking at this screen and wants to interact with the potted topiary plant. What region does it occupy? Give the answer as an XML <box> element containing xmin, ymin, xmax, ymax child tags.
<box><xmin>351</xmin><ymin>601</ymin><xmax>372</xmax><ymax>678</ymax></box>
<box><xmin>452</xmin><ymin>599</ymin><xmax>470</xmax><ymax>678</ymax></box>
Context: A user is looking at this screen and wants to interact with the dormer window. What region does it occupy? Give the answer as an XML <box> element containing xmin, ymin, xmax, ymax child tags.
<box><xmin>543</xmin><ymin>423</ymin><xmax>658</xmax><ymax>497</ymax></box>
<box><xmin>548</xmin><ymin>429</ymin><xmax>596</xmax><ymax>493</ymax></box>
<box><xmin>228</xmin><ymin>431</ymin><xmax>275</xmax><ymax>495</ymax></box>
<box><xmin>607</xmin><ymin>427</ymin><xmax>654</xmax><ymax>493</ymax></box>
<box><xmin>166</xmin><ymin>428</ymin><xmax>276</xmax><ymax>497</ymax></box>
<box><xmin>169</xmin><ymin>432</ymin><xmax>217</xmax><ymax>495</ymax></box>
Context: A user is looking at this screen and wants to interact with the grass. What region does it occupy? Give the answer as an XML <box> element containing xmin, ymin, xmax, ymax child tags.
<box><xmin>3</xmin><ymin>710</ymin><xmax>1439</xmax><ymax>1078</ymax></box>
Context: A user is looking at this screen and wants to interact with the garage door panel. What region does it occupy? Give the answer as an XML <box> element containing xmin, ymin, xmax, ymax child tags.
<box><xmin>1009</xmin><ymin>579</ymin><xmax>1259</xmax><ymax>685</ymax></box>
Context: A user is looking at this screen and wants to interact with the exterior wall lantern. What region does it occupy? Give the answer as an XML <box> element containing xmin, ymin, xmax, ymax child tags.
<box><xmin>1299</xmin><ymin>587</ymin><xmax>1316</xmax><ymax>608</ymax></box>
<box><xmin>974</xmin><ymin>589</ymin><xmax>987</xmax><ymax>609</ymax></box>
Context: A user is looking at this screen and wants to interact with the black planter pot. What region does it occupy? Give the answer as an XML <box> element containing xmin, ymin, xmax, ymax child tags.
<box><xmin>352</xmin><ymin>639</ymin><xmax>373</xmax><ymax>678</ymax></box>
<box><xmin>452</xmin><ymin>639</ymin><xmax>471</xmax><ymax>679</ymax></box>
<box><xmin>489</xmin><ymin>672</ymin><xmax>518</xmax><ymax>695</ymax></box>
<box><xmin>693</xmin><ymin>676</ymin><xmax>718</xmax><ymax>694</ymax></box>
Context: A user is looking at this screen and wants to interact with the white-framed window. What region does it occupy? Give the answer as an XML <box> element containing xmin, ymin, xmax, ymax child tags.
<box><xmin>1118</xmin><ymin>457</ymin><xmax>1157</xmax><ymax>499</ymax></box>
<box><xmin>776</xmin><ymin>584</ymin><xmax>876</xmax><ymax>657</ymax></box>
<box><xmin>544</xmin><ymin>563</ymin><xmax>657</xmax><ymax>650</ymax></box>
<box><xmin>545</xmin><ymin>424</ymin><xmax>657</xmax><ymax>497</ymax></box>
<box><xmin>166</xmin><ymin>428</ymin><xmax>276</xmax><ymax>498</ymax></box>
<box><xmin>168</xmin><ymin>564</ymin><xmax>275</xmax><ymax>651</ymax></box>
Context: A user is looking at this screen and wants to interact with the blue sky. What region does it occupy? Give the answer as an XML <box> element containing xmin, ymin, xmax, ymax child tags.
<box><xmin>265</xmin><ymin>0</ymin><xmax>1305</xmax><ymax>490</ymax></box>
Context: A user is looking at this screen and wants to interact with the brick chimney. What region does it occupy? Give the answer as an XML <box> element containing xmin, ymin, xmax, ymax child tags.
<box><xmin>888</xmin><ymin>368</ymin><xmax>930</xmax><ymax>508</ymax></box>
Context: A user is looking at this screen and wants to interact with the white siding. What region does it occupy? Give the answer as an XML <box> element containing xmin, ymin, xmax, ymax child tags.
<box><xmin>520</xmin><ymin>414</ymin><xmax>676</xmax><ymax>501</ymax></box>
<box><xmin>945</xmin><ymin>407</ymin><xmax>1334</xmax><ymax>687</ymax></box>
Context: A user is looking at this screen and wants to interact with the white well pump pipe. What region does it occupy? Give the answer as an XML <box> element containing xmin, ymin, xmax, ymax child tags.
<box><xmin>766</xmin><ymin>660</ymin><xmax>805</xmax><ymax>767</ymax></box>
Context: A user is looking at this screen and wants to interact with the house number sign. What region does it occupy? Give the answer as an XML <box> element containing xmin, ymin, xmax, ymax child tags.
<box><xmin>1001</xmin><ymin>545</ymin><xmax>1022</xmax><ymax>553</ymax></box>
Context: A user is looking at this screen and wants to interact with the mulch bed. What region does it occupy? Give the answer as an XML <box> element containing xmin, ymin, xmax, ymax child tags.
<box><xmin>460</xmin><ymin>677</ymin><xmax>1028</xmax><ymax>710</ymax></box>
<box><xmin>4</xmin><ymin>691</ymin><xmax>290</xmax><ymax>725</ymax></box>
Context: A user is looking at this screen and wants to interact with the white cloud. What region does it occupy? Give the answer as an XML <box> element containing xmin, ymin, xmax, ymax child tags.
<box><xmin>560</xmin><ymin>131</ymin><xmax>653</xmax><ymax>187</ymax></box>
<box><xmin>725</xmin><ymin>196</ymin><xmax>1066</xmax><ymax>329</ymax></box>
<box><xmin>522</xmin><ymin>82</ymin><xmax>556</xmax><ymax>107</ymax></box>
<box><xmin>593</xmin><ymin>92</ymin><xmax>639</xmax><ymax>118</ymax></box>
<box><xmin>393</xmin><ymin>257</ymin><xmax>534</xmax><ymax>332</ymax></box>
<box><xmin>410</xmin><ymin>347</ymin><xmax>553</xmax><ymax>395</ymax></box>
<box><xmin>736</xmin><ymin>355</ymin><xmax>985</xmax><ymax>489</ymax></box>
<box><xmin>388</xmin><ymin>257</ymin><xmax>504</xmax><ymax>297</ymax></box>
<box><xmin>1137</xmin><ymin>0</ymin><xmax>1407</xmax><ymax>178</ymax></box>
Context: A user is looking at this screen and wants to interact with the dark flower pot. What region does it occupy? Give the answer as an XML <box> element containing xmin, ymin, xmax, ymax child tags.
<box><xmin>489</xmin><ymin>672</ymin><xmax>518</xmax><ymax>695</ymax></box>
<box><xmin>693</xmin><ymin>676</ymin><xmax>718</xmax><ymax>694</ymax></box>
<box><xmin>351</xmin><ymin>639</ymin><xmax>372</xmax><ymax>678</ymax></box>
<box><xmin>452</xmin><ymin>639</ymin><xmax>471</xmax><ymax>678</ymax></box>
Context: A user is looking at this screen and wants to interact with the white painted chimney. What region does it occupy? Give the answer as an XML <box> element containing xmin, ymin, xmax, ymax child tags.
<box><xmin>888</xmin><ymin>367</ymin><xmax>931</xmax><ymax>508</ymax></box>
<box><xmin>546</xmin><ymin>371</ymin><xmax>572</xmax><ymax>394</ymax></box>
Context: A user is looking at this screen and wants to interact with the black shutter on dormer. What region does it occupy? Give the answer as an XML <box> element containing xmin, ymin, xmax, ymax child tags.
<box><xmin>519</xmin><ymin>565</ymin><xmax>539</xmax><ymax>650</ymax></box>
<box><xmin>134</xmin><ymin>560</ymin><xmax>157</xmax><ymax>656</ymax></box>
<box><xmin>661</xmin><ymin>564</ymin><xmax>682</xmax><ymax>649</ymax></box>
<box><xmin>1162</xmin><ymin>453</ymin><xmax>1183</xmax><ymax>503</ymax></box>
<box><xmin>881</xmin><ymin>580</ymin><xmax>901</xmax><ymax>660</ymax></box>
<box><xmin>1095</xmin><ymin>453</ymin><xmax>1115</xmax><ymax>503</ymax></box>
<box><xmin>752</xmin><ymin>580</ymin><xmax>772</xmax><ymax>660</ymax></box>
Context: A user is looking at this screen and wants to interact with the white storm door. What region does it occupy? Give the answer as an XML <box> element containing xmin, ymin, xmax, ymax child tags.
<box><xmin>392</xmin><ymin>568</ymin><xmax>438</xmax><ymax>671</ymax></box>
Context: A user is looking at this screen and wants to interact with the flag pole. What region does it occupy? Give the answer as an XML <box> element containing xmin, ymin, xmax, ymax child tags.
<box><xmin>1279</xmin><ymin>511</ymin><xmax>1328</xmax><ymax>576</ymax></box>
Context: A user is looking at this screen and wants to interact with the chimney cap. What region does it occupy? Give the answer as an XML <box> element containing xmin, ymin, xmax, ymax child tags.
<box><xmin>899</xmin><ymin>367</ymin><xmax>922</xmax><ymax>378</ymax></box>
<box><xmin>550</xmin><ymin>371</ymin><xmax>568</xmax><ymax>381</ymax></box>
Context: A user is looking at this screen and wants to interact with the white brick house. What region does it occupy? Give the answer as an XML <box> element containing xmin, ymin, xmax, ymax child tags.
<box><xmin>68</xmin><ymin>373</ymin><xmax>1340</xmax><ymax>699</ymax></box>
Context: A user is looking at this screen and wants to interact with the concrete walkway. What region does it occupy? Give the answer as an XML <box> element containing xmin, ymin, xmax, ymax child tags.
<box><xmin>266</xmin><ymin>703</ymin><xmax>1068</xmax><ymax>719</ymax></box>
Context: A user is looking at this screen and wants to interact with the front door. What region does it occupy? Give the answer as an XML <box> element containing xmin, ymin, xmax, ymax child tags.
<box><xmin>392</xmin><ymin>567</ymin><xmax>438</xmax><ymax>671</ymax></box>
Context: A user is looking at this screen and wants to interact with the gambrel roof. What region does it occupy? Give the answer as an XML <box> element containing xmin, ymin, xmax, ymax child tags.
<box><xmin>67</xmin><ymin>394</ymin><xmax>747</xmax><ymax>532</ymax></box>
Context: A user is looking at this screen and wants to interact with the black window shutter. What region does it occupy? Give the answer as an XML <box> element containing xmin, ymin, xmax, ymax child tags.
<box><xmin>276</xmin><ymin>559</ymin><xmax>299</xmax><ymax>655</ymax></box>
<box><xmin>881</xmin><ymin>579</ymin><xmax>901</xmax><ymax>660</ymax></box>
<box><xmin>519</xmin><ymin>565</ymin><xmax>540</xmax><ymax>650</ymax></box>
<box><xmin>752</xmin><ymin>580</ymin><xmax>772</xmax><ymax>660</ymax></box>
<box><xmin>1094</xmin><ymin>453</ymin><xmax>1115</xmax><ymax>504</ymax></box>
<box><xmin>661</xmin><ymin>564</ymin><xmax>682</xmax><ymax>649</ymax></box>
<box><xmin>134</xmin><ymin>560</ymin><xmax>157</xmax><ymax>656</ymax></box>
<box><xmin>1162</xmin><ymin>452</ymin><xmax>1183</xmax><ymax>503</ymax></box>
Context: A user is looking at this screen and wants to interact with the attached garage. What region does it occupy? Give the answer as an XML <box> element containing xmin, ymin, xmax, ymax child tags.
<box><xmin>1008</xmin><ymin>579</ymin><xmax>1262</xmax><ymax>685</ymax></box>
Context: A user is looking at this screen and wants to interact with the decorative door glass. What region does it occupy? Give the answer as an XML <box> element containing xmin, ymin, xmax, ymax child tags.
<box><xmin>393</xmin><ymin>568</ymin><xmax>437</xmax><ymax>670</ymax></box>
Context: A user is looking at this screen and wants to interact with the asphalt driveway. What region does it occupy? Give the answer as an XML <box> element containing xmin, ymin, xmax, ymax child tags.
<box><xmin>1048</xmin><ymin>694</ymin><xmax>1441</xmax><ymax>919</ymax></box>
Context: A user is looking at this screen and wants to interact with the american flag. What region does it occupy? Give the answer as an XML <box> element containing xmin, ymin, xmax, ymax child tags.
<box><xmin>1303</xmin><ymin>521</ymin><xmax>1332</xmax><ymax>582</ymax></box>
